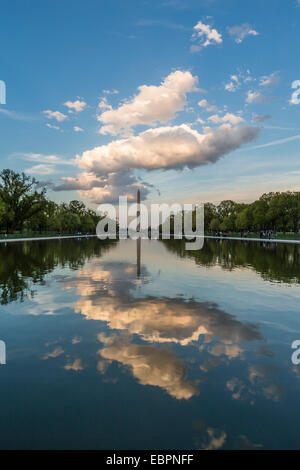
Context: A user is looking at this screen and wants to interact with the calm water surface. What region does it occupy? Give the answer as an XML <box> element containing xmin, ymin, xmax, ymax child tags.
<box><xmin>0</xmin><ymin>238</ymin><xmax>299</xmax><ymax>449</ymax></box>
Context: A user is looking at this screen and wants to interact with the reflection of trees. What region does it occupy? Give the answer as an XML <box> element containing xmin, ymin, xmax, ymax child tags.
<box><xmin>0</xmin><ymin>238</ymin><xmax>117</xmax><ymax>304</ymax></box>
<box><xmin>163</xmin><ymin>239</ymin><xmax>300</xmax><ymax>284</ymax></box>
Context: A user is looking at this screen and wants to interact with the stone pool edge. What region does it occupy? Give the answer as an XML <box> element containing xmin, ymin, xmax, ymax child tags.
<box><xmin>1</xmin><ymin>234</ymin><xmax>300</xmax><ymax>245</ymax></box>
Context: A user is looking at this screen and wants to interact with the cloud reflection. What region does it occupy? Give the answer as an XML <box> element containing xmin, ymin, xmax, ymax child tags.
<box><xmin>98</xmin><ymin>335</ymin><xmax>198</xmax><ymax>400</ymax></box>
<box><xmin>66</xmin><ymin>261</ymin><xmax>262</xmax><ymax>350</ymax></box>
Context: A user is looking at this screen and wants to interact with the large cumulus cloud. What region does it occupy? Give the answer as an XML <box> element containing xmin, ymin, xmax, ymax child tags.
<box><xmin>49</xmin><ymin>69</ymin><xmax>260</xmax><ymax>204</ymax></box>
<box><xmin>76</xmin><ymin>124</ymin><xmax>259</xmax><ymax>175</ymax></box>
<box><xmin>98</xmin><ymin>70</ymin><xmax>199</xmax><ymax>136</ymax></box>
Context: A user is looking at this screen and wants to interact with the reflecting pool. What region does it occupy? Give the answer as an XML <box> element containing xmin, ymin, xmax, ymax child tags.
<box><xmin>0</xmin><ymin>238</ymin><xmax>299</xmax><ymax>449</ymax></box>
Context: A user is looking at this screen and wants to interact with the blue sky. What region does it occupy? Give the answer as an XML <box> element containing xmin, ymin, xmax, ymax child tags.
<box><xmin>0</xmin><ymin>0</ymin><xmax>300</xmax><ymax>207</ymax></box>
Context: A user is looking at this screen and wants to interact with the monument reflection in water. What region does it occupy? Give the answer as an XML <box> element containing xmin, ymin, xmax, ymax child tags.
<box><xmin>0</xmin><ymin>237</ymin><xmax>299</xmax><ymax>449</ymax></box>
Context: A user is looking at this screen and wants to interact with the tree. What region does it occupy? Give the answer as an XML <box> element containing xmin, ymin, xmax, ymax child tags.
<box><xmin>0</xmin><ymin>169</ymin><xmax>46</xmax><ymax>232</ymax></box>
<box><xmin>217</xmin><ymin>200</ymin><xmax>237</xmax><ymax>220</ymax></box>
<box><xmin>220</xmin><ymin>216</ymin><xmax>233</xmax><ymax>231</ymax></box>
<box><xmin>204</xmin><ymin>203</ymin><xmax>217</xmax><ymax>230</ymax></box>
<box><xmin>210</xmin><ymin>217</ymin><xmax>220</xmax><ymax>231</ymax></box>
<box><xmin>0</xmin><ymin>197</ymin><xmax>6</xmax><ymax>226</ymax></box>
<box><xmin>27</xmin><ymin>199</ymin><xmax>57</xmax><ymax>233</ymax></box>
<box><xmin>60</xmin><ymin>210</ymin><xmax>81</xmax><ymax>233</ymax></box>
<box><xmin>69</xmin><ymin>200</ymin><xmax>86</xmax><ymax>216</ymax></box>
<box><xmin>252</xmin><ymin>194</ymin><xmax>274</xmax><ymax>230</ymax></box>
<box><xmin>80</xmin><ymin>214</ymin><xmax>95</xmax><ymax>232</ymax></box>
<box><xmin>236</xmin><ymin>207</ymin><xmax>253</xmax><ymax>230</ymax></box>
<box><xmin>268</xmin><ymin>192</ymin><xmax>299</xmax><ymax>232</ymax></box>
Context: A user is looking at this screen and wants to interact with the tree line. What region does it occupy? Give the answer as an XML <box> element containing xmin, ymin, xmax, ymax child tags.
<box><xmin>0</xmin><ymin>169</ymin><xmax>100</xmax><ymax>234</ymax></box>
<box><xmin>203</xmin><ymin>191</ymin><xmax>300</xmax><ymax>233</ymax></box>
<box><xmin>0</xmin><ymin>168</ymin><xmax>299</xmax><ymax>236</ymax></box>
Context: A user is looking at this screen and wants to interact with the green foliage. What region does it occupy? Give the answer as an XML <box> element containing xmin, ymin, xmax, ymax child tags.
<box><xmin>209</xmin><ymin>217</ymin><xmax>220</xmax><ymax>231</ymax></box>
<box><xmin>0</xmin><ymin>169</ymin><xmax>46</xmax><ymax>232</ymax></box>
<box><xmin>0</xmin><ymin>197</ymin><xmax>6</xmax><ymax>225</ymax></box>
<box><xmin>0</xmin><ymin>169</ymin><xmax>100</xmax><ymax>235</ymax></box>
<box><xmin>0</xmin><ymin>168</ymin><xmax>299</xmax><ymax>236</ymax></box>
<box><xmin>203</xmin><ymin>191</ymin><xmax>300</xmax><ymax>234</ymax></box>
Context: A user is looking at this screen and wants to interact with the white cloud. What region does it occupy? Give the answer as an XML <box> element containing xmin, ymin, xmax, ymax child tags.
<box><xmin>55</xmin><ymin>171</ymin><xmax>104</xmax><ymax>191</ymax></box>
<box><xmin>19</xmin><ymin>152</ymin><xmax>74</xmax><ymax>166</ymax></box>
<box><xmin>191</xmin><ymin>21</ymin><xmax>222</xmax><ymax>50</ymax></box>
<box><xmin>98</xmin><ymin>97</ymin><xmax>112</xmax><ymax>110</ymax></box>
<box><xmin>246</xmin><ymin>90</ymin><xmax>267</xmax><ymax>104</ymax></box>
<box><xmin>74</xmin><ymin>126</ymin><xmax>84</xmax><ymax>132</ymax></box>
<box><xmin>103</xmin><ymin>89</ymin><xmax>119</xmax><ymax>95</ymax></box>
<box><xmin>208</xmin><ymin>113</ymin><xmax>245</xmax><ymax>125</ymax></box>
<box><xmin>228</xmin><ymin>23</ymin><xmax>259</xmax><ymax>43</ymax></box>
<box><xmin>259</xmin><ymin>72</ymin><xmax>280</xmax><ymax>87</ymax></box>
<box><xmin>98</xmin><ymin>70</ymin><xmax>198</xmax><ymax>135</ymax></box>
<box><xmin>225</xmin><ymin>82</ymin><xmax>239</xmax><ymax>93</ymax></box>
<box><xmin>54</xmin><ymin>169</ymin><xmax>153</xmax><ymax>204</ymax></box>
<box><xmin>198</xmin><ymin>99</ymin><xmax>218</xmax><ymax>112</ymax></box>
<box><xmin>252</xmin><ymin>113</ymin><xmax>271</xmax><ymax>123</ymax></box>
<box><xmin>16</xmin><ymin>153</ymin><xmax>75</xmax><ymax>177</ymax></box>
<box><xmin>25</xmin><ymin>164</ymin><xmax>56</xmax><ymax>175</ymax></box>
<box><xmin>46</xmin><ymin>123</ymin><xmax>60</xmax><ymax>130</ymax></box>
<box><xmin>225</xmin><ymin>75</ymin><xmax>241</xmax><ymax>92</ymax></box>
<box><xmin>42</xmin><ymin>110</ymin><xmax>68</xmax><ymax>122</ymax></box>
<box><xmin>224</xmin><ymin>70</ymin><xmax>254</xmax><ymax>93</ymax></box>
<box><xmin>55</xmin><ymin>123</ymin><xmax>258</xmax><ymax>203</ymax></box>
<box><xmin>64</xmin><ymin>100</ymin><xmax>87</xmax><ymax>113</ymax></box>
<box><xmin>77</xmin><ymin>182</ymin><xmax>146</xmax><ymax>204</ymax></box>
<box><xmin>76</xmin><ymin>123</ymin><xmax>259</xmax><ymax>175</ymax></box>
